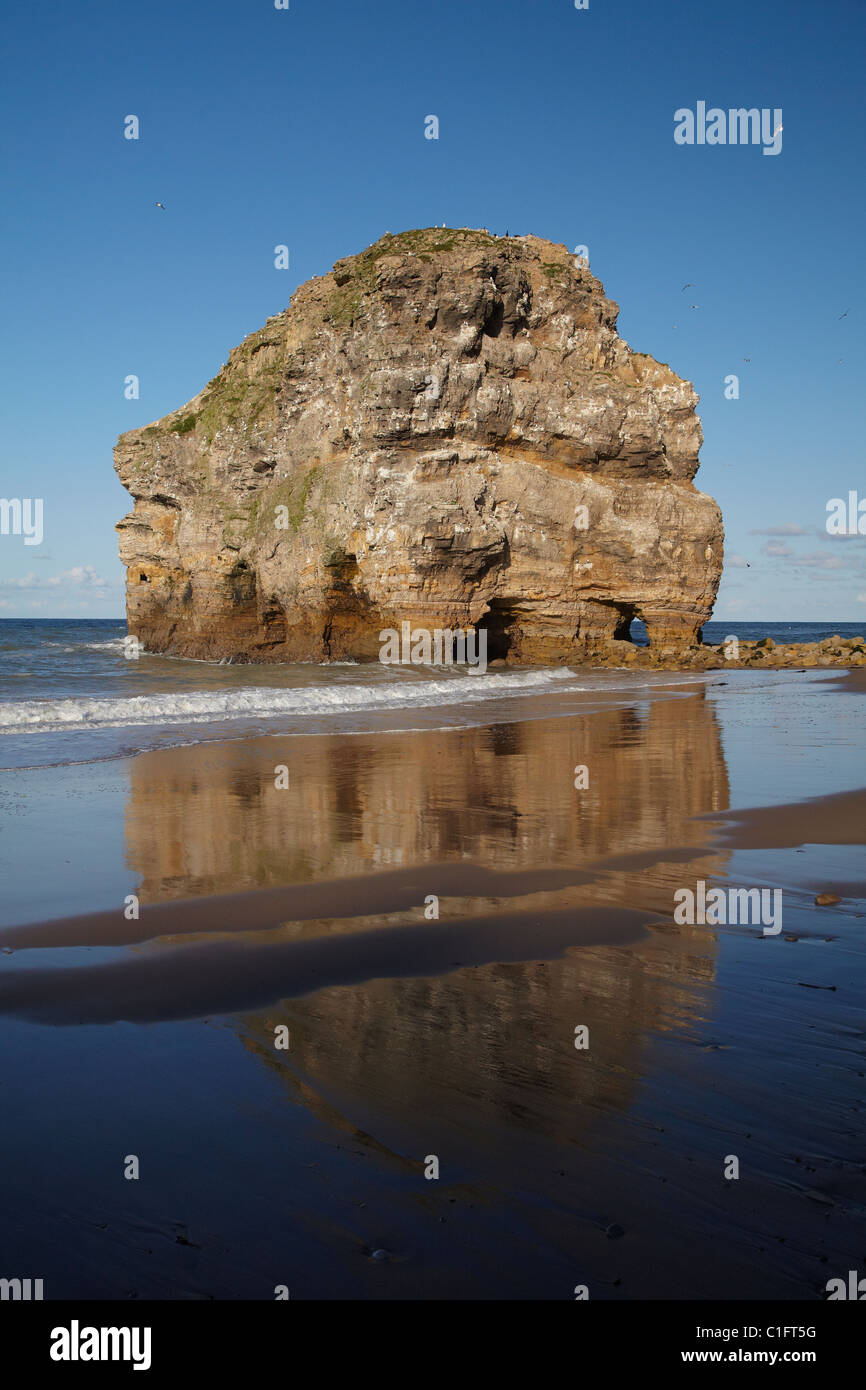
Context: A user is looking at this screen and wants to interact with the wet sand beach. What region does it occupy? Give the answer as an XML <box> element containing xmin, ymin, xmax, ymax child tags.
<box><xmin>0</xmin><ymin>669</ymin><xmax>864</xmax><ymax>1299</ymax></box>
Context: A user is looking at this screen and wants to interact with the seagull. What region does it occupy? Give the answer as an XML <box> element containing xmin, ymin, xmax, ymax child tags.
<box><xmin>838</xmin><ymin>310</ymin><xmax>849</xmax><ymax>319</ymax></box>
<box><xmin>155</xmin><ymin>201</ymin><xmax>166</xmax><ymax>210</ymax></box>
<box><xmin>681</xmin><ymin>283</ymin><xmax>693</xmax><ymax>291</ymax></box>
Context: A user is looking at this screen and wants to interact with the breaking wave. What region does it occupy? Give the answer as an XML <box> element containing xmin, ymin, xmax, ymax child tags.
<box><xmin>0</xmin><ymin>668</ymin><xmax>584</xmax><ymax>735</ymax></box>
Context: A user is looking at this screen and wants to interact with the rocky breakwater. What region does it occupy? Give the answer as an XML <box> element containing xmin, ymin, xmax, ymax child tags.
<box><xmin>114</xmin><ymin>227</ymin><xmax>724</xmax><ymax>664</ymax></box>
<box><xmin>591</xmin><ymin>633</ymin><xmax>866</xmax><ymax>670</ymax></box>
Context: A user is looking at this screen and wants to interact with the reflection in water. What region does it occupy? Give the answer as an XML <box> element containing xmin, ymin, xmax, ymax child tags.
<box><xmin>126</xmin><ymin>694</ymin><xmax>729</xmax><ymax>895</ymax></box>
<box><xmin>5</xmin><ymin>680</ymin><xmax>863</xmax><ymax>1300</ymax></box>
<box><xmin>120</xmin><ymin>691</ymin><xmax>730</xmax><ymax>1161</ymax></box>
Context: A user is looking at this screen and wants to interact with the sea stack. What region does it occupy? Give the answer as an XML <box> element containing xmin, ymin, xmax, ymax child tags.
<box><xmin>114</xmin><ymin>228</ymin><xmax>723</xmax><ymax>663</ymax></box>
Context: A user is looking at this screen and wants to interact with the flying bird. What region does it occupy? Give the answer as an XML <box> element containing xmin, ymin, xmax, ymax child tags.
<box><xmin>838</xmin><ymin>310</ymin><xmax>849</xmax><ymax>319</ymax></box>
<box><xmin>743</xmin><ymin>357</ymin><xmax>751</xmax><ymax>363</ymax></box>
<box><xmin>155</xmin><ymin>201</ymin><xmax>166</xmax><ymax>210</ymax></box>
<box><xmin>690</xmin><ymin>304</ymin><xmax>699</xmax><ymax>309</ymax></box>
<box><xmin>681</xmin><ymin>283</ymin><xmax>693</xmax><ymax>291</ymax></box>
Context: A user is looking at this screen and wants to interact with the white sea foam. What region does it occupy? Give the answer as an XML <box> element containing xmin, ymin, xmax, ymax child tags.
<box><xmin>0</xmin><ymin>668</ymin><xmax>590</xmax><ymax>735</ymax></box>
<box><xmin>43</xmin><ymin>638</ymin><xmax>129</xmax><ymax>654</ymax></box>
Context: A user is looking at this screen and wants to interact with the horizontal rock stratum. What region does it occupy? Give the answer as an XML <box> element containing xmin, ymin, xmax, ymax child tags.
<box><xmin>115</xmin><ymin>227</ymin><xmax>723</xmax><ymax>663</ymax></box>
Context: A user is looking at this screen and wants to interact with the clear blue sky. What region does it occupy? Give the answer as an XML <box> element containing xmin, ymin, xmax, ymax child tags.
<box><xmin>1</xmin><ymin>0</ymin><xmax>863</xmax><ymax>620</ymax></box>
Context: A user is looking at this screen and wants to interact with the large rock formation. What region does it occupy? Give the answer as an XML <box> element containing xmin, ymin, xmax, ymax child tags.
<box><xmin>115</xmin><ymin>228</ymin><xmax>723</xmax><ymax>663</ymax></box>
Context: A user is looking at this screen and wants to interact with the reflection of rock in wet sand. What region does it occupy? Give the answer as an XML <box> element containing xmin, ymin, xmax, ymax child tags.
<box><xmin>0</xmin><ymin>904</ymin><xmax>652</xmax><ymax>1026</ymax></box>
<box><xmin>124</xmin><ymin>692</ymin><xmax>730</xmax><ymax>898</ymax></box>
<box><xmin>118</xmin><ymin>689</ymin><xmax>731</xmax><ymax>1151</ymax></box>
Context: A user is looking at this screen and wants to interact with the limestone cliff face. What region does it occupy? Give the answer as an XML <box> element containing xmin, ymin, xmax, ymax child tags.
<box><xmin>114</xmin><ymin>228</ymin><xmax>723</xmax><ymax>662</ymax></box>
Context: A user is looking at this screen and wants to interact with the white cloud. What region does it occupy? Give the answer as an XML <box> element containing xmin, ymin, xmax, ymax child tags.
<box><xmin>759</xmin><ymin>544</ymin><xmax>861</xmax><ymax>572</ymax></box>
<box><xmin>0</xmin><ymin>565</ymin><xmax>118</xmax><ymax>591</ymax></box>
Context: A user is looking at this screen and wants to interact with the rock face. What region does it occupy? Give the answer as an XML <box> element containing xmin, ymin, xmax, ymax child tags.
<box><xmin>115</xmin><ymin>228</ymin><xmax>723</xmax><ymax>663</ymax></box>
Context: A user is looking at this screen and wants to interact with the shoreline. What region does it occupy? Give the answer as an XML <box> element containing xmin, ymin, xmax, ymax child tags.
<box><xmin>2</xmin><ymin>663</ymin><xmax>858</xmax><ymax>777</ymax></box>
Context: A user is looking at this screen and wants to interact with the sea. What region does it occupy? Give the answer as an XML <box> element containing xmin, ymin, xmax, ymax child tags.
<box><xmin>0</xmin><ymin>617</ymin><xmax>862</xmax><ymax>771</ymax></box>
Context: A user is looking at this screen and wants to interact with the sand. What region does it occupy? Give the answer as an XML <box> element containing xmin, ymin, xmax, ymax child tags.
<box><xmin>0</xmin><ymin>668</ymin><xmax>864</xmax><ymax>1299</ymax></box>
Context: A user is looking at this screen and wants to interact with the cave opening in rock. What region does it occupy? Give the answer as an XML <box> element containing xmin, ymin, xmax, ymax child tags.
<box><xmin>476</xmin><ymin>599</ymin><xmax>516</xmax><ymax>662</ymax></box>
<box><xmin>613</xmin><ymin>604</ymin><xmax>637</xmax><ymax>642</ymax></box>
<box><xmin>483</xmin><ymin>301</ymin><xmax>505</xmax><ymax>338</ymax></box>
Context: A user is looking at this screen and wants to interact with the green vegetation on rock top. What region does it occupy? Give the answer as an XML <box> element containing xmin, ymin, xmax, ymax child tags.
<box><xmin>327</xmin><ymin>227</ymin><xmax>499</xmax><ymax>327</ymax></box>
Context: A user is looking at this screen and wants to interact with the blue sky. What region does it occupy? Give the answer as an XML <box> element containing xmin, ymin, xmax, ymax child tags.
<box><xmin>1</xmin><ymin>0</ymin><xmax>863</xmax><ymax>620</ymax></box>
